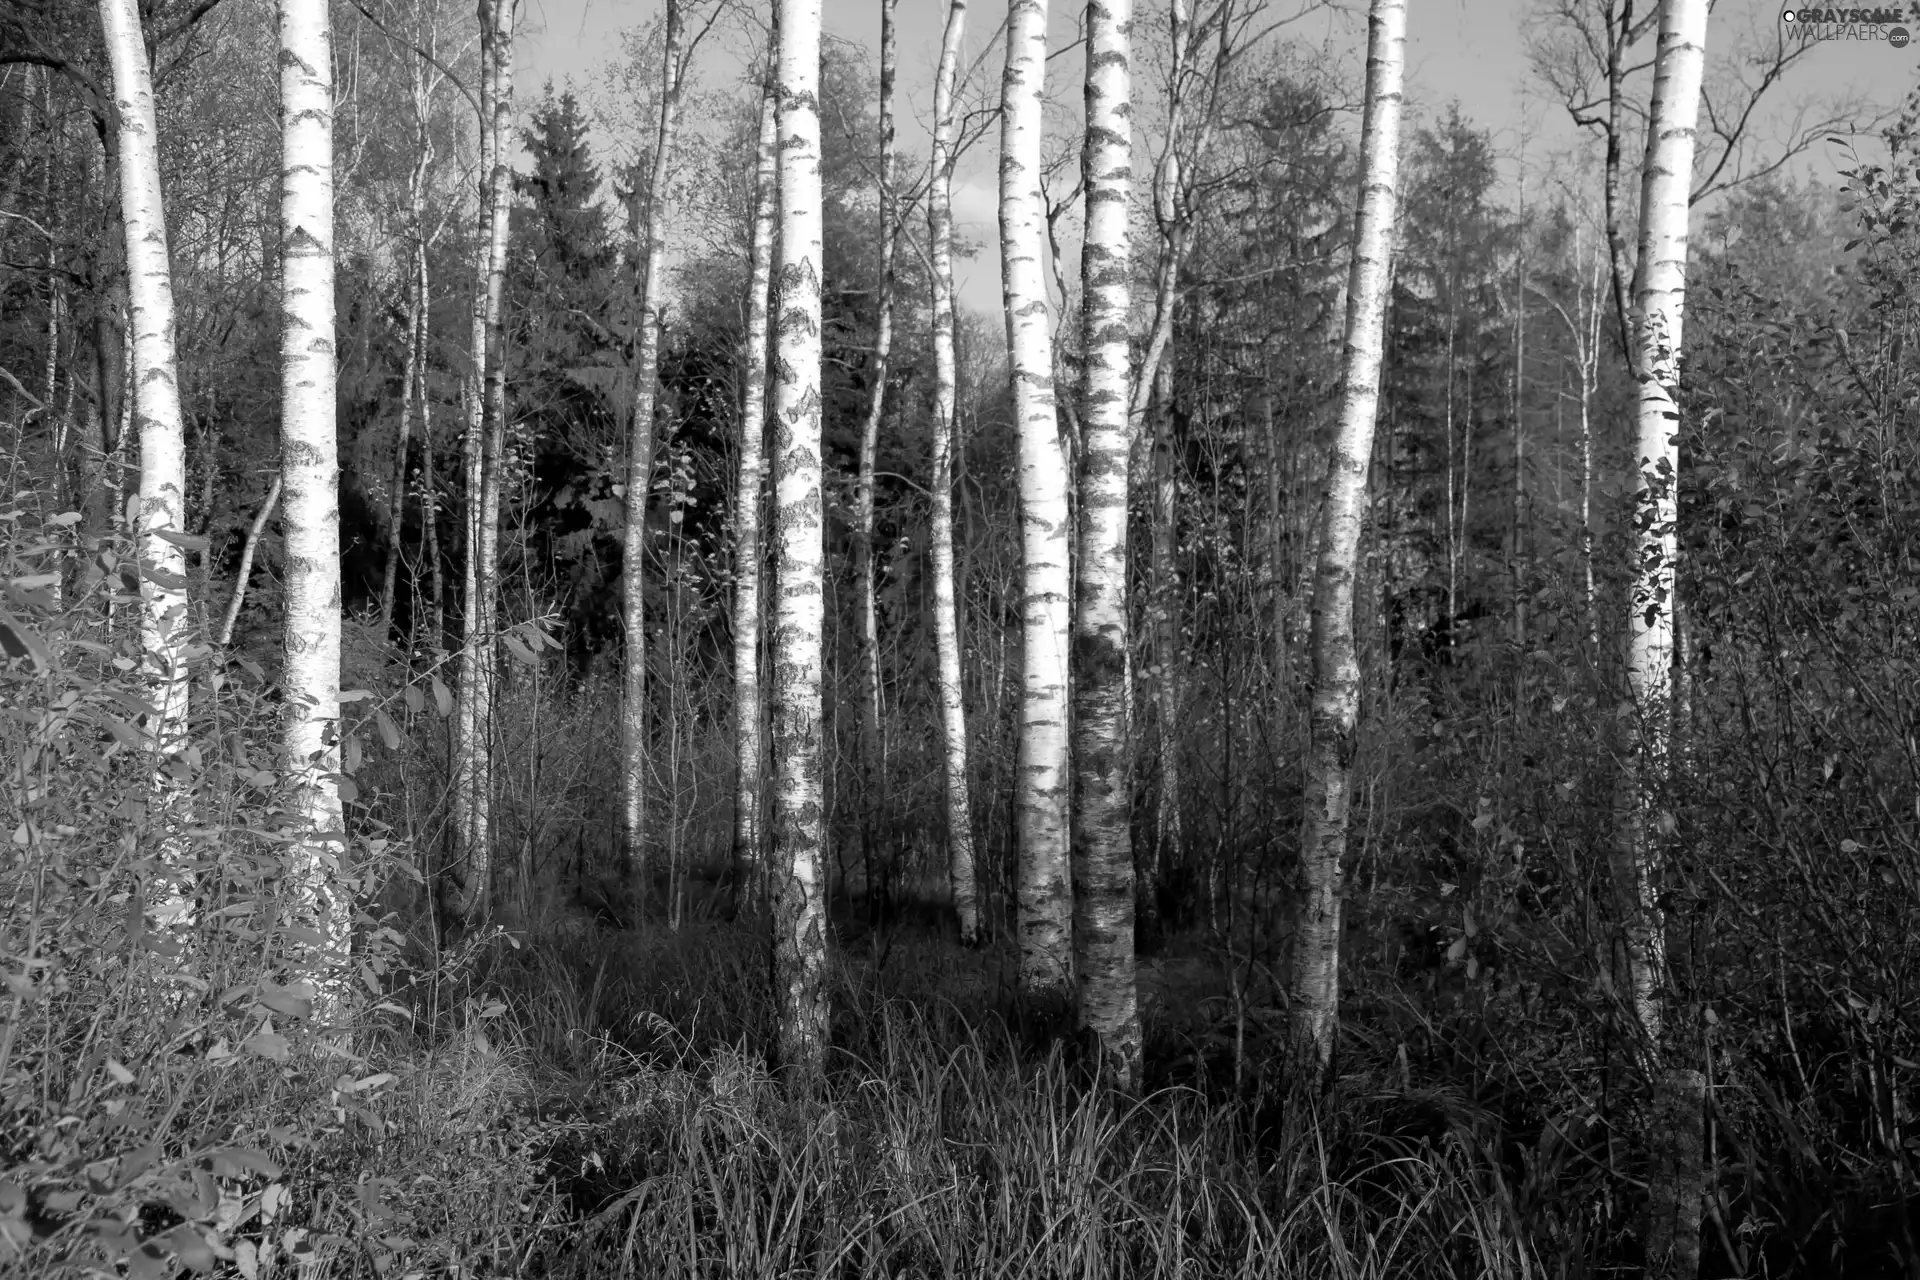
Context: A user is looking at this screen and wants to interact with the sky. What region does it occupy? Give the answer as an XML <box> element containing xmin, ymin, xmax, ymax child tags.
<box><xmin>511</xmin><ymin>0</ymin><xmax>1917</xmax><ymax>316</ymax></box>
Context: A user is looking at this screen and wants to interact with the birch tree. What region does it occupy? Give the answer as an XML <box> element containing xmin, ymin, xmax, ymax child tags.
<box><xmin>1073</xmin><ymin>0</ymin><xmax>1139</xmax><ymax>1086</ymax></box>
<box><xmin>733</xmin><ymin>82</ymin><xmax>777</xmax><ymax>912</ymax></box>
<box><xmin>851</xmin><ymin>0</ymin><xmax>898</xmax><ymax>866</ymax></box>
<box><xmin>448</xmin><ymin>0</ymin><xmax>515</xmax><ymax>926</ymax></box>
<box><xmin>98</xmin><ymin>0</ymin><xmax>189</xmax><ymax>789</ymax></box>
<box><xmin>1002</xmin><ymin>0</ymin><xmax>1073</xmax><ymax>1000</ymax></box>
<box><xmin>621</xmin><ymin>0</ymin><xmax>691</xmax><ymax>894</ymax></box>
<box><xmin>770</xmin><ymin>0</ymin><xmax>830</xmax><ymax>1077</ymax></box>
<box><xmin>1618</xmin><ymin>2</ymin><xmax>1709</xmax><ymax>1272</ymax></box>
<box><xmin>930</xmin><ymin>0</ymin><xmax>981</xmax><ymax>947</ymax></box>
<box><xmin>1291</xmin><ymin>0</ymin><xmax>1404</xmax><ymax>1077</ymax></box>
<box><xmin>278</xmin><ymin>0</ymin><xmax>345</xmax><ymax>961</ymax></box>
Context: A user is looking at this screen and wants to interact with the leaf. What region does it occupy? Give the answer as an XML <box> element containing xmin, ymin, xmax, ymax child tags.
<box><xmin>153</xmin><ymin>530</ymin><xmax>211</xmax><ymax>554</ymax></box>
<box><xmin>140</xmin><ymin>561</ymin><xmax>190</xmax><ymax>590</ymax></box>
<box><xmin>430</xmin><ymin>675</ymin><xmax>452</xmax><ymax>717</ymax></box>
<box><xmin>343</xmin><ymin>734</ymin><xmax>362</xmax><ymax>775</ymax></box>
<box><xmin>205</xmin><ymin>1148</ymin><xmax>282</xmax><ymax>1179</ymax></box>
<box><xmin>373</xmin><ymin>707</ymin><xmax>400</xmax><ymax>750</ymax></box>
<box><xmin>105</xmin><ymin>1057</ymin><xmax>135</xmax><ymax>1086</ymax></box>
<box><xmin>339</xmin><ymin>776</ymin><xmax>359</xmax><ymax>804</ymax></box>
<box><xmin>0</xmin><ymin>611</ymin><xmax>51</xmax><ymax>673</ymax></box>
<box><xmin>235</xmin><ymin>1240</ymin><xmax>260</xmax><ymax>1280</ymax></box>
<box><xmin>164</xmin><ymin>1224</ymin><xmax>216</xmax><ymax>1272</ymax></box>
<box><xmin>1840</xmin><ymin>838</ymin><xmax>1861</xmax><ymax>854</ymax></box>
<box><xmin>1446</xmin><ymin>936</ymin><xmax>1468</xmax><ymax>963</ymax></box>
<box><xmin>338</xmin><ymin>1072</ymin><xmax>396</xmax><ymax>1094</ymax></box>
<box><xmin>403</xmin><ymin>686</ymin><xmax>424</xmax><ymax>714</ymax></box>
<box><xmin>1465</xmin><ymin>957</ymin><xmax>1480</xmax><ymax>981</ymax></box>
<box><xmin>503</xmin><ymin>635</ymin><xmax>537</xmax><ymax>665</ymax></box>
<box><xmin>241</xmin><ymin>1030</ymin><xmax>290</xmax><ymax>1062</ymax></box>
<box><xmin>47</xmin><ymin>511</ymin><xmax>82</xmax><ymax>527</ymax></box>
<box><xmin>338</xmin><ymin>689</ymin><xmax>372</xmax><ymax>703</ymax></box>
<box><xmin>257</xmin><ymin>984</ymin><xmax>314</xmax><ymax>1020</ymax></box>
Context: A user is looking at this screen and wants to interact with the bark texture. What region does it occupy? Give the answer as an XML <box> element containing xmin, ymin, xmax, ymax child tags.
<box><xmin>1001</xmin><ymin>0</ymin><xmax>1073</xmax><ymax>1000</ymax></box>
<box><xmin>449</xmin><ymin>0</ymin><xmax>515</xmax><ymax>926</ymax></box>
<box><xmin>929</xmin><ymin>0</ymin><xmax>980</xmax><ymax>947</ymax></box>
<box><xmin>1291</xmin><ymin>0</ymin><xmax>1405</xmax><ymax>1078</ymax></box>
<box><xmin>733</xmin><ymin>85</ymin><xmax>777</xmax><ymax>911</ymax></box>
<box><xmin>1072</xmin><ymin>0</ymin><xmax>1139</xmax><ymax>1088</ymax></box>
<box><xmin>622</xmin><ymin>0</ymin><xmax>690</xmax><ymax>892</ymax></box>
<box><xmin>278</xmin><ymin>0</ymin><xmax>345</xmax><ymax>969</ymax></box>
<box><xmin>852</xmin><ymin>0</ymin><xmax>898</xmax><ymax>870</ymax></box>
<box><xmin>1620</xmin><ymin>3</ymin><xmax>1710</xmax><ymax>1275</ymax></box>
<box><xmin>99</xmin><ymin>0</ymin><xmax>189</xmax><ymax>765</ymax></box>
<box><xmin>771</xmin><ymin>0</ymin><xmax>830</xmax><ymax>1079</ymax></box>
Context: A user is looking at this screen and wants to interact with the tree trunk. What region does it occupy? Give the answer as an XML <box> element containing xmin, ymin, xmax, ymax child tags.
<box><xmin>380</xmin><ymin>48</ymin><xmax>433</xmax><ymax>640</ymax></box>
<box><xmin>1072</xmin><ymin>0</ymin><xmax>1139</xmax><ymax>1088</ymax></box>
<box><xmin>771</xmin><ymin>0</ymin><xmax>830</xmax><ymax>1079</ymax></box>
<box><xmin>622</xmin><ymin>0</ymin><xmax>689</xmax><ymax>894</ymax></box>
<box><xmin>1290</xmin><ymin>0</ymin><xmax>1405</xmax><ymax>1080</ymax></box>
<box><xmin>1001</xmin><ymin>0</ymin><xmax>1073</xmax><ymax>1002</ymax></box>
<box><xmin>99</xmin><ymin>0</ymin><xmax>189</xmax><ymax>772</ymax></box>
<box><xmin>1619</xmin><ymin>2</ymin><xmax>1709</xmax><ymax>1274</ymax></box>
<box><xmin>448</xmin><ymin>0</ymin><xmax>515</xmax><ymax>928</ymax></box>
<box><xmin>733</xmin><ymin>81</ymin><xmax>777</xmax><ymax>914</ymax></box>
<box><xmin>852</xmin><ymin>0</ymin><xmax>898</xmax><ymax>883</ymax></box>
<box><xmin>278</xmin><ymin>0</ymin><xmax>346</xmax><ymax>972</ymax></box>
<box><xmin>930</xmin><ymin>0</ymin><xmax>980</xmax><ymax>947</ymax></box>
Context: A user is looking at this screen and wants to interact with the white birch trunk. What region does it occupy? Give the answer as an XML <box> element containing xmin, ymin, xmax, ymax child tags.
<box><xmin>380</xmin><ymin>45</ymin><xmax>434</xmax><ymax>639</ymax></box>
<box><xmin>278</xmin><ymin>0</ymin><xmax>346</xmax><ymax>967</ymax></box>
<box><xmin>1621</xmin><ymin>3</ymin><xmax>1710</xmax><ymax>1274</ymax></box>
<box><xmin>1072</xmin><ymin>0</ymin><xmax>1139</xmax><ymax>1087</ymax></box>
<box><xmin>852</xmin><ymin>0</ymin><xmax>898</xmax><ymax>867</ymax></box>
<box><xmin>733</xmin><ymin>85</ymin><xmax>777</xmax><ymax>911</ymax></box>
<box><xmin>1001</xmin><ymin>0</ymin><xmax>1073</xmax><ymax>1000</ymax></box>
<box><xmin>622</xmin><ymin>0</ymin><xmax>690</xmax><ymax>893</ymax></box>
<box><xmin>771</xmin><ymin>0</ymin><xmax>830</xmax><ymax>1077</ymax></box>
<box><xmin>930</xmin><ymin>0</ymin><xmax>981</xmax><ymax>947</ymax></box>
<box><xmin>450</xmin><ymin>0</ymin><xmax>515</xmax><ymax>926</ymax></box>
<box><xmin>1291</xmin><ymin>0</ymin><xmax>1405</xmax><ymax>1077</ymax></box>
<box><xmin>98</xmin><ymin>0</ymin><xmax>189</xmax><ymax>768</ymax></box>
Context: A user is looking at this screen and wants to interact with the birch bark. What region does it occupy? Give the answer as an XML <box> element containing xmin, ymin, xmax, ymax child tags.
<box><xmin>771</xmin><ymin>0</ymin><xmax>830</xmax><ymax>1077</ymax></box>
<box><xmin>449</xmin><ymin>0</ymin><xmax>515</xmax><ymax>926</ymax></box>
<box><xmin>733</xmin><ymin>83</ymin><xmax>777</xmax><ymax>912</ymax></box>
<box><xmin>1619</xmin><ymin>3</ymin><xmax>1710</xmax><ymax>1273</ymax></box>
<box><xmin>852</xmin><ymin>0</ymin><xmax>898</xmax><ymax>873</ymax></box>
<box><xmin>1291</xmin><ymin>0</ymin><xmax>1405</xmax><ymax>1077</ymax></box>
<box><xmin>278</xmin><ymin>0</ymin><xmax>346</xmax><ymax>966</ymax></box>
<box><xmin>622</xmin><ymin>0</ymin><xmax>691</xmax><ymax>892</ymax></box>
<box><xmin>98</xmin><ymin>0</ymin><xmax>189</xmax><ymax>771</ymax></box>
<box><xmin>1001</xmin><ymin>0</ymin><xmax>1073</xmax><ymax>1000</ymax></box>
<box><xmin>930</xmin><ymin>0</ymin><xmax>981</xmax><ymax>946</ymax></box>
<box><xmin>1073</xmin><ymin>0</ymin><xmax>1139</xmax><ymax>1086</ymax></box>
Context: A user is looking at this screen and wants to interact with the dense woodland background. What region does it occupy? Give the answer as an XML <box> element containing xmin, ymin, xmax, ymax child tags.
<box><xmin>2</xmin><ymin>0</ymin><xmax>1919</xmax><ymax>1275</ymax></box>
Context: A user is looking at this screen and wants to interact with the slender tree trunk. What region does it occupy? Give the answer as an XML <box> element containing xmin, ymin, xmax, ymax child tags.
<box><xmin>1073</xmin><ymin>0</ymin><xmax>1139</xmax><ymax>1087</ymax></box>
<box><xmin>219</xmin><ymin>475</ymin><xmax>281</xmax><ymax>646</ymax></box>
<box><xmin>1148</xmin><ymin>359</ymin><xmax>1187</xmax><ymax>920</ymax></box>
<box><xmin>732</xmin><ymin>83</ymin><xmax>777</xmax><ymax>913</ymax></box>
<box><xmin>930</xmin><ymin>0</ymin><xmax>980</xmax><ymax>947</ymax></box>
<box><xmin>1002</xmin><ymin>0</ymin><xmax>1073</xmax><ymax>1001</ymax></box>
<box><xmin>852</xmin><ymin>0</ymin><xmax>898</xmax><ymax>882</ymax></box>
<box><xmin>622</xmin><ymin>0</ymin><xmax>690</xmax><ymax>894</ymax></box>
<box><xmin>771</xmin><ymin>0</ymin><xmax>830</xmax><ymax>1079</ymax></box>
<box><xmin>278</xmin><ymin>0</ymin><xmax>345</xmax><ymax>970</ymax></box>
<box><xmin>420</xmin><ymin>263</ymin><xmax>445</xmax><ymax>653</ymax></box>
<box><xmin>449</xmin><ymin>0</ymin><xmax>515</xmax><ymax>927</ymax></box>
<box><xmin>99</xmin><ymin>0</ymin><xmax>189</xmax><ymax>769</ymax></box>
<box><xmin>380</xmin><ymin>53</ymin><xmax>433</xmax><ymax>639</ymax></box>
<box><xmin>1290</xmin><ymin>0</ymin><xmax>1405</xmax><ymax>1079</ymax></box>
<box><xmin>1620</xmin><ymin>3</ymin><xmax>1709</xmax><ymax>1274</ymax></box>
